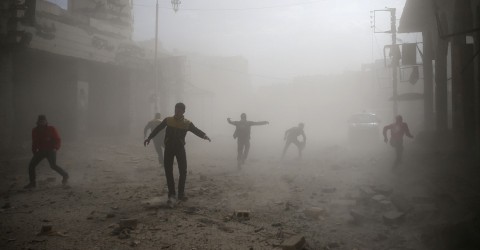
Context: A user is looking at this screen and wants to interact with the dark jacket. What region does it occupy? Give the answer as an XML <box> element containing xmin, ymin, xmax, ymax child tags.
<box><xmin>148</xmin><ymin>116</ymin><xmax>206</xmax><ymax>147</ymax></box>
<box><xmin>32</xmin><ymin>125</ymin><xmax>61</xmax><ymax>152</ymax></box>
<box><xmin>228</xmin><ymin>120</ymin><xmax>268</xmax><ymax>140</ymax></box>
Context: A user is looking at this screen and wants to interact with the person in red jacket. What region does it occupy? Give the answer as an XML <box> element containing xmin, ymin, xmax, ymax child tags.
<box><xmin>383</xmin><ymin>115</ymin><xmax>414</xmax><ymax>167</ymax></box>
<box><xmin>24</xmin><ymin>115</ymin><xmax>69</xmax><ymax>189</ymax></box>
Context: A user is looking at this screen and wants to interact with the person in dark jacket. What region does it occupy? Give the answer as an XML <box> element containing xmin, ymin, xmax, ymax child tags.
<box><xmin>144</xmin><ymin>103</ymin><xmax>211</xmax><ymax>207</ymax></box>
<box><xmin>24</xmin><ymin>115</ymin><xmax>69</xmax><ymax>189</ymax></box>
<box><xmin>383</xmin><ymin>115</ymin><xmax>414</xmax><ymax>167</ymax></box>
<box><xmin>144</xmin><ymin>113</ymin><xmax>166</xmax><ymax>166</ymax></box>
<box><xmin>282</xmin><ymin>123</ymin><xmax>306</xmax><ymax>159</ymax></box>
<box><xmin>227</xmin><ymin>113</ymin><xmax>269</xmax><ymax>169</ymax></box>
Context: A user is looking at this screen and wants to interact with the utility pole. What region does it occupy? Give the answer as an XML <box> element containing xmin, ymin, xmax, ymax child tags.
<box><xmin>373</xmin><ymin>8</ymin><xmax>399</xmax><ymax>117</ymax></box>
<box><xmin>154</xmin><ymin>0</ymin><xmax>159</xmax><ymax>113</ymax></box>
<box><xmin>390</xmin><ymin>8</ymin><xmax>399</xmax><ymax>117</ymax></box>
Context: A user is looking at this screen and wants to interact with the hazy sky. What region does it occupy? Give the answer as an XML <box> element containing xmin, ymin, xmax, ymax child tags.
<box><xmin>133</xmin><ymin>0</ymin><xmax>420</xmax><ymax>85</ymax></box>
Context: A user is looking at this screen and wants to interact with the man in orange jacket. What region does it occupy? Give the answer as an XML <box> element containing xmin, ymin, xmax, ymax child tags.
<box><xmin>24</xmin><ymin>115</ymin><xmax>69</xmax><ymax>189</ymax></box>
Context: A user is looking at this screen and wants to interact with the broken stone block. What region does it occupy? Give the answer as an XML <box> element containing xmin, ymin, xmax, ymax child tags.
<box><xmin>391</xmin><ymin>194</ymin><xmax>413</xmax><ymax>213</ymax></box>
<box><xmin>281</xmin><ymin>235</ymin><xmax>306</xmax><ymax>250</ymax></box>
<box><xmin>329</xmin><ymin>199</ymin><xmax>357</xmax><ymax>209</ymax></box>
<box><xmin>142</xmin><ymin>197</ymin><xmax>163</xmax><ymax>209</ymax></box>
<box><xmin>383</xmin><ymin>211</ymin><xmax>406</xmax><ymax>225</ymax></box>
<box><xmin>46</xmin><ymin>177</ymin><xmax>56</xmax><ymax>183</ymax></box>
<box><xmin>372</xmin><ymin>194</ymin><xmax>387</xmax><ymax>202</ymax></box>
<box><xmin>304</xmin><ymin>207</ymin><xmax>327</xmax><ymax>219</ymax></box>
<box><xmin>322</xmin><ymin>187</ymin><xmax>336</xmax><ymax>193</ymax></box>
<box><xmin>233</xmin><ymin>210</ymin><xmax>250</xmax><ymax>220</ymax></box>
<box><xmin>359</xmin><ymin>186</ymin><xmax>375</xmax><ymax>198</ymax></box>
<box><xmin>2</xmin><ymin>202</ymin><xmax>11</xmax><ymax>209</ymax></box>
<box><xmin>40</xmin><ymin>225</ymin><xmax>53</xmax><ymax>234</ymax></box>
<box><xmin>119</xmin><ymin>218</ymin><xmax>138</xmax><ymax>229</ymax></box>
<box><xmin>371</xmin><ymin>185</ymin><xmax>393</xmax><ymax>195</ymax></box>
<box><xmin>349</xmin><ymin>209</ymin><xmax>366</xmax><ymax>224</ymax></box>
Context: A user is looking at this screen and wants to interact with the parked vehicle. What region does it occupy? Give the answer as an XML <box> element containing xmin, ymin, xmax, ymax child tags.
<box><xmin>347</xmin><ymin>112</ymin><xmax>381</xmax><ymax>143</ymax></box>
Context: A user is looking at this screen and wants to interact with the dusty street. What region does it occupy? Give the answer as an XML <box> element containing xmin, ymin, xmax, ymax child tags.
<box><xmin>0</xmin><ymin>135</ymin><xmax>477</xmax><ymax>250</ymax></box>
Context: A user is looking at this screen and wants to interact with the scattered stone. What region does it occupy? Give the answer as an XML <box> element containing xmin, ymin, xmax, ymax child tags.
<box><xmin>326</xmin><ymin>242</ymin><xmax>340</xmax><ymax>248</ymax></box>
<box><xmin>412</xmin><ymin>195</ymin><xmax>435</xmax><ymax>204</ymax></box>
<box><xmin>130</xmin><ymin>240</ymin><xmax>140</xmax><ymax>247</ymax></box>
<box><xmin>46</xmin><ymin>177</ymin><xmax>56</xmax><ymax>183</ymax></box>
<box><xmin>233</xmin><ymin>210</ymin><xmax>250</xmax><ymax>221</ymax></box>
<box><xmin>106</xmin><ymin>213</ymin><xmax>115</xmax><ymax>218</ymax></box>
<box><xmin>322</xmin><ymin>187</ymin><xmax>337</xmax><ymax>193</ymax></box>
<box><xmin>142</xmin><ymin>197</ymin><xmax>163</xmax><ymax>209</ymax></box>
<box><xmin>119</xmin><ymin>218</ymin><xmax>138</xmax><ymax>229</ymax></box>
<box><xmin>2</xmin><ymin>202</ymin><xmax>11</xmax><ymax>209</ymax></box>
<box><xmin>329</xmin><ymin>199</ymin><xmax>357</xmax><ymax>209</ymax></box>
<box><xmin>359</xmin><ymin>186</ymin><xmax>375</xmax><ymax>198</ymax></box>
<box><xmin>391</xmin><ymin>194</ymin><xmax>413</xmax><ymax>213</ymax></box>
<box><xmin>383</xmin><ymin>211</ymin><xmax>406</xmax><ymax>225</ymax></box>
<box><xmin>118</xmin><ymin>229</ymin><xmax>131</xmax><ymax>239</ymax></box>
<box><xmin>217</xmin><ymin>223</ymin><xmax>234</xmax><ymax>233</ymax></box>
<box><xmin>372</xmin><ymin>194</ymin><xmax>387</xmax><ymax>202</ymax></box>
<box><xmin>349</xmin><ymin>209</ymin><xmax>366</xmax><ymax>224</ymax></box>
<box><xmin>183</xmin><ymin>206</ymin><xmax>201</xmax><ymax>215</ymax></box>
<box><xmin>254</xmin><ymin>226</ymin><xmax>264</xmax><ymax>233</ymax></box>
<box><xmin>421</xmin><ymin>216</ymin><xmax>480</xmax><ymax>250</ymax></box>
<box><xmin>281</xmin><ymin>235</ymin><xmax>306</xmax><ymax>250</ymax></box>
<box><xmin>304</xmin><ymin>207</ymin><xmax>327</xmax><ymax>219</ymax></box>
<box><xmin>373</xmin><ymin>233</ymin><xmax>388</xmax><ymax>242</ymax></box>
<box><xmin>272</xmin><ymin>222</ymin><xmax>283</xmax><ymax>227</ymax></box>
<box><xmin>371</xmin><ymin>185</ymin><xmax>393</xmax><ymax>195</ymax></box>
<box><xmin>39</xmin><ymin>225</ymin><xmax>53</xmax><ymax>235</ymax></box>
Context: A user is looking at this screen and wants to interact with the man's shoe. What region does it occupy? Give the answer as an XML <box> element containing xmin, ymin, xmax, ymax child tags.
<box><xmin>62</xmin><ymin>175</ymin><xmax>69</xmax><ymax>185</ymax></box>
<box><xmin>167</xmin><ymin>196</ymin><xmax>177</xmax><ymax>208</ymax></box>
<box><xmin>178</xmin><ymin>195</ymin><xmax>188</xmax><ymax>202</ymax></box>
<box><xmin>24</xmin><ymin>183</ymin><xmax>36</xmax><ymax>189</ymax></box>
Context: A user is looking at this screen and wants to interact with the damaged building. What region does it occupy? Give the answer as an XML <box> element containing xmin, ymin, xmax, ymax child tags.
<box><xmin>0</xmin><ymin>0</ymin><xmax>187</xmax><ymax>149</ymax></box>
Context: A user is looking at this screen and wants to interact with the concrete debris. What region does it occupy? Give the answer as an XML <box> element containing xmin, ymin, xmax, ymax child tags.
<box><xmin>349</xmin><ymin>209</ymin><xmax>367</xmax><ymax>224</ymax></box>
<box><xmin>371</xmin><ymin>194</ymin><xmax>387</xmax><ymax>202</ymax></box>
<box><xmin>371</xmin><ymin>185</ymin><xmax>393</xmax><ymax>195</ymax></box>
<box><xmin>359</xmin><ymin>186</ymin><xmax>375</xmax><ymax>199</ymax></box>
<box><xmin>119</xmin><ymin>218</ymin><xmax>138</xmax><ymax>229</ymax></box>
<box><xmin>304</xmin><ymin>207</ymin><xmax>327</xmax><ymax>219</ymax></box>
<box><xmin>322</xmin><ymin>187</ymin><xmax>337</xmax><ymax>193</ymax></box>
<box><xmin>2</xmin><ymin>202</ymin><xmax>11</xmax><ymax>209</ymax></box>
<box><xmin>281</xmin><ymin>235</ymin><xmax>306</xmax><ymax>250</ymax></box>
<box><xmin>46</xmin><ymin>177</ymin><xmax>56</xmax><ymax>183</ymax></box>
<box><xmin>383</xmin><ymin>211</ymin><xmax>406</xmax><ymax>225</ymax></box>
<box><xmin>391</xmin><ymin>194</ymin><xmax>414</xmax><ymax>213</ymax></box>
<box><xmin>233</xmin><ymin>210</ymin><xmax>250</xmax><ymax>221</ymax></box>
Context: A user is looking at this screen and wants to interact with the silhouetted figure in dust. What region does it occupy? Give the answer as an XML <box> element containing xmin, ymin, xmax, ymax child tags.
<box><xmin>383</xmin><ymin>115</ymin><xmax>414</xmax><ymax>167</ymax></box>
<box><xmin>282</xmin><ymin>123</ymin><xmax>306</xmax><ymax>159</ymax></box>
<box><xmin>144</xmin><ymin>113</ymin><xmax>165</xmax><ymax>166</ymax></box>
<box><xmin>24</xmin><ymin>115</ymin><xmax>69</xmax><ymax>189</ymax></box>
<box><xmin>227</xmin><ymin>113</ymin><xmax>269</xmax><ymax>169</ymax></box>
<box><xmin>144</xmin><ymin>103</ymin><xmax>211</xmax><ymax>208</ymax></box>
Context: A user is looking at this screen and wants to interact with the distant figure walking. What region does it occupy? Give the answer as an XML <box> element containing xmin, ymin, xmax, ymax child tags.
<box><xmin>227</xmin><ymin>113</ymin><xmax>269</xmax><ymax>169</ymax></box>
<box><xmin>383</xmin><ymin>115</ymin><xmax>413</xmax><ymax>167</ymax></box>
<box><xmin>24</xmin><ymin>115</ymin><xmax>69</xmax><ymax>189</ymax></box>
<box><xmin>282</xmin><ymin>123</ymin><xmax>306</xmax><ymax>159</ymax></box>
<box><xmin>144</xmin><ymin>113</ymin><xmax>166</xmax><ymax>166</ymax></box>
<box><xmin>144</xmin><ymin>103</ymin><xmax>211</xmax><ymax>208</ymax></box>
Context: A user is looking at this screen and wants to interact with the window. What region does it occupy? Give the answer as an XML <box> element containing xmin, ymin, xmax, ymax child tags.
<box><xmin>45</xmin><ymin>0</ymin><xmax>68</xmax><ymax>10</ymax></box>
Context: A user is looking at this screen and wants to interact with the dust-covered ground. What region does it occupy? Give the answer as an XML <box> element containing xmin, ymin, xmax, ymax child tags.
<box><xmin>1</xmin><ymin>135</ymin><xmax>479</xmax><ymax>250</ymax></box>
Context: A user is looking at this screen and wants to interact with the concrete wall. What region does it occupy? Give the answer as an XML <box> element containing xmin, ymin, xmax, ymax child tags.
<box><xmin>12</xmin><ymin>49</ymin><xmax>77</xmax><ymax>146</ymax></box>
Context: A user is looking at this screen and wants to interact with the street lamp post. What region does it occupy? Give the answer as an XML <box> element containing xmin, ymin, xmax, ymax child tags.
<box><xmin>153</xmin><ymin>0</ymin><xmax>181</xmax><ymax>113</ymax></box>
